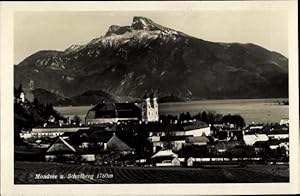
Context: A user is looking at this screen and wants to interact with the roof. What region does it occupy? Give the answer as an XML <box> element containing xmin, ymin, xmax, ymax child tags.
<box><xmin>32</xmin><ymin>126</ymin><xmax>89</xmax><ymax>133</ymax></box>
<box><xmin>160</xmin><ymin>135</ymin><xmax>187</xmax><ymax>141</ymax></box>
<box><xmin>46</xmin><ymin>137</ymin><xmax>76</xmax><ymax>154</ymax></box>
<box><xmin>186</xmin><ymin>135</ymin><xmax>210</xmax><ymax>143</ymax></box>
<box><xmin>86</xmin><ymin>102</ymin><xmax>141</xmax><ymax>119</ymax></box>
<box><xmin>253</xmin><ymin>141</ymin><xmax>269</xmax><ymax>148</ymax></box>
<box><xmin>85</xmin><ymin>130</ymin><xmax>115</xmax><ymax>143</ymax></box>
<box><xmin>107</xmin><ymin>134</ymin><xmax>133</xmax><ymax>151</ymax></box>
<box><xmin>214</xmin><ymin>141</ymin><xmax>243</xmax><ymax>150</ymax></box>
<box><xmin>268</xmin><ymin>138</ymin><xmax>289</xmax><ymax>146</ymax></box>
<box><xmin>268</xmin><ymin>139</ymin><xmax>281</xmax><ymax>146</ymax></box>
<box><xmin>67</xmin><ymin>129</ymin><xmax>135</xmax><ymax>151</ymax></box>
<box><xmin>151</xmin><ymin>150</ymin><xmax>178</xmax><ymax>158</ymax></box>
<box><xmin>267</xmin><ymin>129</ymin><xmax>289</xmax><ymax>135</ymax></box>
<box><xmin>165</xmin><ymin>120</ymin><xmax>208</xmax><ymax>132</ymax></box>
<box><xmin>33</xmin><ymin>124</ymin><xmax>89</xmax><ymax>129</ymax></box>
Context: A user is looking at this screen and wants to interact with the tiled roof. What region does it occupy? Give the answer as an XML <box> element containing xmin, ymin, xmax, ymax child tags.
<box><xmin>46</xmin><ymin>137</ymin><xmax>76</xmax><ymax>154</ymax></box>
<box><xmin>214</xmin><ymin>141</ymin><xmax>243</xmax><ymax>150</ymax></box>
<box><xmin>151</xmin><ymin>150</ymin><xmax>178</xmax><ymax>158</ymax></box>
<box><xmin>165</xmin><ymin>120</ymin><xmax>208</xmax><ymax>132</ymax></box>
<box><xmin>87</xmin><ymin>102</ymin><xmax>141</xmax><ymax>119</ymax></box>
<box><xmin>160</xmin><ymin>135</ymin><xmax>187</xmax><ymax>141</ymax></box>
<box><xmin>267</xmin><ymin>129</ymin><xmax>289</xmax><ymax>135</ymax></box>
<box><xmin>186</xmin><ymin>135</ymin><xmax>210</xmax><ymax>143</ymax></box>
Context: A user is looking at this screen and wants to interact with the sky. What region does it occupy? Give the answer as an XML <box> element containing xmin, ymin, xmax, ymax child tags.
<box><xmin>14</xmin><ymin>10</ymin><xmax>288</xmax><ymax>64</ymax></box>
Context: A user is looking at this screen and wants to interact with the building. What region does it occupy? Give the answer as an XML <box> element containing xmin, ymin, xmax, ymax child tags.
<box><xmin>243</xmin><ymin>134</ymin><xmax>269</xmax><ymax>146</ymax></box>
<box><xmin>267</xmin><ymin>129</ymin><xmax>289</xmax><ymax>140</ymax></box>
<box><xmin>151</xmin><ymin>149</ymin><xmax>180</xmax><ymax>166</ymax></box>
<box><xmin>185</xmin><ymin>134</ymin><xmax>210</xmax><ymax>146</ymax></box>
<box><xmin>85</xmin><ymin>94</ymin><xmax>159</xmax><ymax>125</ymax></box>
<box><xmin>14</xmin><ymin>81</ymin><xmax>35</xmax><ymax>104</ymax></box>
<box><xmin>45</xmin><ymin>137</ymin><xmax>77</xmax><ymax>162</ymax></box>
<box><xmin>45</xmin><ymin>130</ymin><xmax>134</xmax><ymax>164</ymax></box>
<box><xmin>280</xmin><ymin>118</ymin><xmax>289</xmax><ymax>126</ymax></box>
<box><xmin>164</xmin><ymin>120</ymin><xmax>211</xmax><ymax>137</ymax></box>
<box><xmin>148</xmin><ymin>120</ymin><xmax>211</xmax><ymax>152</ymax></box>
<box><xmin>85</xmin><ymin>103</ymin><xmax>142</xmax><ymax>125</ymax></box>
<box><xmin>141</xmin><ymin>93</ymin><xmax>159</xmax><ymax>122</ymax></box>
<box><xmin>28</xmin><ymin>125</ymin><xmax>90</xmax><ymax>139</ymax></box>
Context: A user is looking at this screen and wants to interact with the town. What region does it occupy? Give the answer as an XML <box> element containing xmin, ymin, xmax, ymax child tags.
<box><xmin>15</xmin><ymin>85</ymin><xmax>289</xmax><ymax>167</ymax></box>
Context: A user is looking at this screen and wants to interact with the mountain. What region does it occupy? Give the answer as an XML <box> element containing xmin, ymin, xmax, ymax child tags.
<box><xmin>67</xmin><ymin>90</ymin><xmax>116</xmax><ymax>106</ymax></box>
<box><xmin>14</xmin><ymin>16</ymin><xmax>288</xmax><ymax>100</ymax></box>
<box><xmin>28</xmin><ymin>88</ymin><xmax>116</xmax><ymax>106</ymax></box>
<box><xmin>32</xmin><ymin>88</ymin><xmax>64</xmax><ymax>105</ymax></box>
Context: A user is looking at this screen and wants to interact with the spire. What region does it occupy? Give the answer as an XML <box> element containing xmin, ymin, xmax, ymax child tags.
<box><xmin>149</xmin><ymin>92</ymin><xmax>154</xmax><ymax>99</ymax></box>
<box><xmin>143</xmin><ymin>91</ymin><xmax>148</xmax><ymax>99</ymax></box>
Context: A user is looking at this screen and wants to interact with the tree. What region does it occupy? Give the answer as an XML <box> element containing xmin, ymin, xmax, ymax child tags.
<box><xmin>186</xmin><ymin>112</ymin><xmax>191</xmax><ymax>120</ymax></box>
<box><xmin>232</xmin><ymin>115</ymin><xmax>246</xmax><ymax>128</ymax></box>
<box><xmin>214</xmin><ymin>114</ymin><xmax>223</xmax><ymax>124</ymax></box>
<box><xmin>222</xmin><ymin>114</ymin><xmax>245</xmax><ymax>128</ymax></box>
<box><xmin>72</xmin><ymin>115</ymin><xmax>81</xmax><ymax>125</ymax></box>
<box><xmin>33</xmin><ymin>98</ymin><xmax>39</xmax><ymax>106</ymax></box>
<box><xmin>18</xmin><ymin>84</ymin><xmax>23</xmax><ymax>92</ymax></box>
<box><xmin>201</xmin><ymin>111</ymin><xmax>208</xmax><ymax>123</ymax></box>
<box><xmin>207</xmin><ymin>112</ymin><xmax>215</xmax><ymax>124</ymax></box>
<box><xmin>179</xmin><ymin>113</ymin><xmax>185</xmax><ymax>122</ymax></box>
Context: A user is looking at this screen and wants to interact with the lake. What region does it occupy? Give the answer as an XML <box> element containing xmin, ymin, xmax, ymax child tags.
<box><xmin>55</xmin><ymin>98</ymin><xmax>288</xmax><ymax>124</ymax></box>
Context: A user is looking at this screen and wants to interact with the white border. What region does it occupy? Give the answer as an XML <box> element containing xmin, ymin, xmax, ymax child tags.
<box><xmin>1</xmin><ymin>1</ymin><xmax>299</xmax><ymax>195</ymax></box>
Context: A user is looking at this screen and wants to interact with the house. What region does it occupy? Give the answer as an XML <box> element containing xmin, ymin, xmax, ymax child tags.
<box><xmin>45</xmin><ymin>137</ymin><xmax>77</xmax><ymax>162</ymax></box>
<box><xmin>85</xmin><ymin>94</ymin><xmax>159</xmax><ymax>125</ymax></box>
<box><xmin>162</xmin><ymin>120</ymin><xmax>211</xmax><ymax>137</ymax></box>
<box><xmin>280</xmin><ymin>118</ymin><xmax>289</xmax><ymax>126</ymax></box>
<box><xmin>216</xmin><ymin>129</ymin><xmax>243</xmax><ymax>141</ymax></box>
<box><xmin>243</xmin><ymin>134</ymin><xmax>269</xmax><ymax>146</ymax></box>
<box><xmin>29</xmin><ymin>125</ymin><xmax>90</xmax><ymax>139</ymax></box>
<box><xmin>267</xmin><ymin>129</ymin><xmax>289</xmax><ymax>139</ymax></box>
<box><xmin>151</xmin><ymin>135</ymin><xmax>186</xmax><ymax>152</ymax></box>
<box><xmin>147</xmin><ymin>121</ymin><xmax>210</xmax><ymax>152</ymax></box>
<box><xmin>244</xmin><ymin>124</ymin><xmax>264</xmax><ymax>134</ymax></box>
<box><xmin>151</xmin><ymin>149</ymin><xmax>180</xmax><ymax>166</ymax></box>
<box><xmin>185</xmin><ymin>133</ymin><xmax>210</xmax><ymax>146</ymax></box>
<box><xmin>72</xmin><ymin>129</ymin><xmax>134</xmax><ymax>152</ymax></box>
<box><xmin>213</xmin><ymin>140</ymin><xmax>244</xmax><ymax>154</ymax></box>
<box><xmin>187</xmin><ymin>157</ymin><xmax>194</xmax><ymax>166</ymax></box>
<box><xmin>45</xmin><ymin>128</ymin><xmax>135</xmax><ymax>165</ymax></box>
<box><xmin>85</xmin><ymin>102</ymin><xmax>141</xmax><ymax>125</ymax></box>
<box><xmin>268</xmin><ymin>138</ymin><xmax>289</xmax><ymax>150</ymax></box>
<box><xmin>253</xmin><ymin>141</ymin><xmax>269</xmax><ymax>154</ymax></box>
<box><xmin>106</xmin><ymin>133</ymin><xmax>133</xmax><ymax>152</ymax></box>
<box><xmin>178</xmin><ymin>144</ymin><xmax>210</xmax><ymax>158</ymax></box>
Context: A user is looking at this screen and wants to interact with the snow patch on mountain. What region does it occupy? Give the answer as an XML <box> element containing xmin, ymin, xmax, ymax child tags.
<box><xmin>64</xmin><ymin>44</ymin><xmax>84</xmax><ymax>55</ymax></box>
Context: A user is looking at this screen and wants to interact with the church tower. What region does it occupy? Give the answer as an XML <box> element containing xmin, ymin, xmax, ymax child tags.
<box><xmin>141</xmin><ymin>93</ymin><xmax>159</xmax><ymax>122</ymax></box>
<box><xmin>29</xmin><ymin>80</ymin><xmax>34</xmax><ymax>91</ymax></box>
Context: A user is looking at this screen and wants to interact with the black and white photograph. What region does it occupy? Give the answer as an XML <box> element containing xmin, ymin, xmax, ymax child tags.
<box><xmin>1</xmin><ymin>1</ymin><xmax>299</xmax><ymax>195</ymax></box>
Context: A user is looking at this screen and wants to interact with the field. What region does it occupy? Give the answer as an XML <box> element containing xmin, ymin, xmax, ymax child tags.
<box><xmin>55</xmin><ymin>98</ymin><xmax>288</xmax><ymax>124</ymax></box>
<box><xmin>14</xmin><ymin>161</ymin><xmax>289</xmax><ymax>184</ymax></box>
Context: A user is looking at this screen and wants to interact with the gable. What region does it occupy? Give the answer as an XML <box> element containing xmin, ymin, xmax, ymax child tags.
<box><xmin>47</xmin><ymin>137</ymin><xmax>76</xmax><ymax>153</ymax></box>
<box><xmin>107</xmin><ymin>134</ymin><xmax>132</xmax><ymax>151</ymax></box>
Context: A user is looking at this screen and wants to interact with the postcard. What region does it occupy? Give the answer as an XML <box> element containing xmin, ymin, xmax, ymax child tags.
<box><xmin>1</xmin><ymin>1</ymin><xmax>299</xmax><ymax>195</ymax></box>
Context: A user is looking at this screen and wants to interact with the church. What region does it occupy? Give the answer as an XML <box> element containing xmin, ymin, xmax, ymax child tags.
<box><xmin>85</xmin><ymin>93</ymin><xmax>159</xmax><ymax>125</ymax></box>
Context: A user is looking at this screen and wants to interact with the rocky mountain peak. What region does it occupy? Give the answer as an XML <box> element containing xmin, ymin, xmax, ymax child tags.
<box><xmin>14</xmin><ymin>16</ymin><xmax>288</xmax><ymax>99</ymax></box>
<box><xmin>131</xmin><ymin>16</ymin><xmax>156</xmax><ymax>30</ymax></box>
<box><xmin>105</xmin><ymin>25</ymin><xmax>132</xmax><ymax>36</ymax></box>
